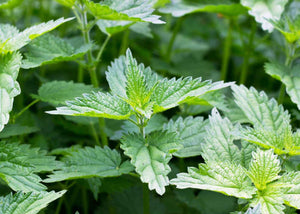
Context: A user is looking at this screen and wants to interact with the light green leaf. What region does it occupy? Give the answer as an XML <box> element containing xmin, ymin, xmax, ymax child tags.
<box><xmin>120</xmin><ymin>131</ymin><xmax>181</xmax><ymax>195</ymax></box>
<box><xmin>171</xmin><ymin>161</ymin><xmax>255</xmax><ymax>199</ymax></box>
<box><xmin>36</xmin><ymin>81</ymin><xmax>95</xmax><ymax>106</ymax></box>
<box><xmin>277</xmin><ymin>172</ymin><xmax>300</xmax><ymax>209</ymax></box>
<box><xmin>106</xmin><ymin>49</ymin><xmax>160</xmax><ymax>118</ymax></box>
<box><xmin>0</xmin><ymin>190</ymin><xmax>66</xmax><ymax>214</ymax></box>
<box><xmin>241</xmin><ymin>141</ymin><xmax>257</xmax><ymax>169</ymax></box>
<box><xmin>250</xmin><ymin>187</ymin><xmax>285</xmax><ymax>214</ymax></box>
<box><xmin>163</xmin><ymin>116</ymin><xmax>208</xmax><ymax>158</ymax></box>
<box><xmin>159</xmin><ymin>0</ymin><xmax>247</xmax><ymax>17</ymax></box>
<box><xmin>55</xmin><ymin>0</ymin><xmax>75</xmax><ymax>7</ymax></box>
<box><xmin>272</xmin><ymin>15</ymin><xmax>300</xmax><ymax>43</ymax></box>
<box><xmin>85</xmin><ymin>0</ymin><xmax>164</xmax><ymax>24</ymax></box>
<box><xmin>241</xmin><ymin>0</ymin><xmax>288</xmax><ymax>32</ymax></box>
<box><xmin>232</xmin><ymin>84</ymin><xmax>291</xmax><ymax>134</ymax></box>
<box><xmin>0</xmin><ymin>17</ymin><xmax>74</xmax><ymax>53</ymax></box>
<box><xmin>247</xmin><ymin>149</ymin><xmax>281</xmax><ymax>190</ymax></box>
<box><xmin>21</xmin><ymin>34</ymin><xmax>91</xmax><ymax>69</ymax></box>
<box><xmin>0</xmin><ymin>52</ymin><xmax>22</xmax><ymax>131</ymax></box>
<box><xmin>265</xmin><ymin>63</ymin><xmax>300</xmax><ymax>111</ymax></box>
<box><xmin>44</xmin><ymin>146</ymin><xmax>133</xmax><ymax>183</ymax></box>
<box><xmin>0</xmin><ymin>0</ymin><xmax>22</xmax><ymax>9</ymax></box>
<box><xmin>47</xmin><ymin>91</ymin><xmax>133</xmax><ymax>120</ymax></box>
<box><xmin>244</xmin><ymin>204</ymin><xmax>261</xmax><ymax>214</ymax></box>
<box><xmin>152</xmin><ymin>78</ymin><xmax>232</xmax><ymax>113</ymax></box>
<box><xmin>201</xmin><ymin>108</ymin><xmax>241</xmax><ymax>163</ymax></box>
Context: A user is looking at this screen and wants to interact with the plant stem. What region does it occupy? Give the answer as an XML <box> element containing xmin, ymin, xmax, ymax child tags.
<box><xmin>165</xmin><ymin>17</ymin><xmax>184</xmax><ymax>62</ymax></box>
<box><xmin>143</xmin><ymin>183</ymin><xmax>150</xmax><ymax>214</ymax></box>
<box><xmin>119</xmin><ymin>29</ymin><xmax>130</xmax><ymax>55</ymax></box>
<box><xmin>77</xmin><ymin>63</ymin><xmax>84</xmax><ymax>82</ymax></box>
<box><xmin>90</xmin><ymin>122</ymin><xmax>101</xmax><ymax>146</ymax></box>
<box><xmin>239</xmin><ymin>21</ymin><xmax>256</xmax><ymax>85</ymax></box>
<box><xmin>98</xmin><ymin>118</ymin><xmax>108</xmax><ymax>146</ymax></box>
<box><xmin>277</xmin><ymin>42</ymin><xmax>296</xmax><ymax>104</ymax></box>
<box><xmin>55</xmin><ymin>196</ymin><xmax>64</xmax><ymax>214</ymax></box>
<box><xmin>95</xmin><ymin>36</ymin><xmax>111</xmax><ymax>64</ymax></box>
<box><xmin>82</xmin><ymin>187</ymin><xmax>88</xmax><ymax>214</ymax></box>
<box><xmin>74</xmin><ymin>3</ymin><xmax>108</xmax><ymax>146</ymax></box>
<box><xmin>13</xmin><ymin>99</ymin><xmax>39</xmax><ymax>122</ymax></box>
<box><xmin>221</xmin><ymin>19</ymin><xmax>233</xmax><ymax>81</ymax></box>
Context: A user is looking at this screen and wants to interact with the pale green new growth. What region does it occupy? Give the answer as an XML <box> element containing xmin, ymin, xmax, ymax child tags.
<box><xmin>49</xmin><ymin>49</ymin><xmax>231</xmax><ymax>119</ymax></box>
<box><xmin>0</xmin><ymin>141</ymin><xmax>60</xmax><ymax>192</ymax></box>
<box><xmin>36</xmin><ymin>81</ymin><xmax>95</xmax><ymax>106</ymax></box>
<box><xmin>0</xmin><ymin>17</ymin><xmax>73</xmax><ymax>53</ymax></box>
<box><xmin>232</xmin><ymin>85</ymin><xmax>300</xmax><ymax>155</ymax></box>
<box><xmin>22</xmin><ymin>34</ymin><xmax>92</xmax><ymax>69</ymax></box>
<box><xmin>159</xmin><ymin>0</ymin><xmax>247</xmax><ymax>17</ymax></box>
<box><xmin>247</xmin><ymin>149</ymin><xmax>281</xmax><ymax>190</ymax></box>
<box><xmin>0</xmin><ymin>190</ymin><xmax>66</xmax><ymax>214</ymax></box>
<box><xmin>265</xmin><ymin>63</ymin><xmax>300</xmax><ymax>111</ymax></box>
<box><xmin>163</xmin><ymin>116</ymin><xmax>208</xmax><ymax>158</ymax></box>
<box><xmin>44</xmin><ymin>146</ymin><xmax>133</xmax><ymax>182</ymax></box>
<box><xmin>0</xmin><ymin>52</ymin><xmax>22</xmax><ymax>131</ymax></box>
<box><xmin>85</xmin><ymin>0</ymin><xmax>164</xmax><ymax>23</ymax></box>
<box><xmin>120</xmin><ymin>131</ymin><xmax>181</xmax><ymax>195</ymax></box>
<box><xmin>240</xmin><ymin>0</ymin><xmax>288</xmax><ymax>32</ymax></box>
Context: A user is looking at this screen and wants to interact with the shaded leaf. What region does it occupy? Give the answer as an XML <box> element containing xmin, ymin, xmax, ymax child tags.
<box><xmin>44</xmin><ymin>146</ymin><xmax>133</xmax><ymax>182</ymax></box>
<box><xmin>22</xmin><ymin>34</ymin><xmax>91</xmax><ymax>69</ymax></box>
<box><xmin>163</xmin><ymin>116</ymin><xmax>208</xmax><ymax>158</ymax></box>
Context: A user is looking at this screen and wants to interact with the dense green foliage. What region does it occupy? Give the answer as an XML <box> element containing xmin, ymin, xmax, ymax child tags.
<box><xmin>0</xmin><ymin>0</ymin><xmax>300</xmax><ymax>213</ymax></box>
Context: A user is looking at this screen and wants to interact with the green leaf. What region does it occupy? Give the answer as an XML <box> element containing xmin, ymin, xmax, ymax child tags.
<box><xmin>44</xmin><ymin>146</ymin><xmax>133</xmax><ymax>182</ymax></box>
<box><xmin>120</xmin><ymin>131</ymin><xmax>181</xmax><ymax>195</ymax></box>
<box><xmin>265</xmin><ymin>63</ymin><xmax>300</xmax><ymax>111</ymax></box>
<box><xmin>250</xmin><ymin>187</ymin><xmax>285</xmax><ymax>214</ymax></box>
<box><xmin>0</xmin><ymin>0</ymin><xmax>22</xmax><ymax>9</ymax></box>
<box><xmin>163</xmin><ymin>116</ymin><xmax>208</xmax><ymax>158</ymax></box>
<box><xmin>0</xmin><ymin>191</ymin><xmax>66</xmax><ymax>214</ymax></box>
<box><xmin>21</xmin><ymin>34</ymin><xmax>91</xmax><ymax>69</ymax></box>
<box><xmin>47</xmin><ymin>91</ymin><xmax>133</xmax><ymax>120</ymax></box>
<box><xmin>0</xmin><ymin>17</ymin><xmax>74</xmax><ymax>53</ymax></box>
<box><xmin>152</xmin><ymin>78</ymin><xmax>232</xmax><ymax>113</ymax></box>
<box><xmin>0</xmin><ymin>124</ymin><xmax>39</xmax><ymax>138</ymax></box>
<box><xmin>85</xmin><ymin>0</ymin><xmax>164</xmax><ymax>24</ymax></box>
<box><xmin>232</xmin><ymin>84</ymin><xmax>291</xmax><ymax>134</ymax></box>
<box><xmin>201</xmin><ymin>108</ymin><xmax>241</xmax><ymax>163</ymax></box>
<box><xmin>170</xmin><ymin>161</ymin><xmax>255</xmax><ymax>199</ymax></box>
<box><xmin>0</xmin><ymin>141</ymin><xmax>62</xmax><ymax>192</ymax></box>
<box><xmin>247</xmin><ymin>149</ymin><xmax>281</xmax><ymax>190</ymax></box>
<box><xmin>232</xmin><ymin>85</ymin><xmax>300</xmax><ymax>155</ymax></box>
<box><xmin>241</xmin><ymin>0</ymin><xmax>288</xmax><ymax>32</ymax></box>
<box><xmin>0</xmin><ymin>52</ymin><xmax>22</xmax><ymax>131</ymax></box>
<box><xmin>159</xmin><ymin>0</ymin><xmax>247</xmax><ymax>17</ymax></box>
<box><xmin>36</xmin><ymin>81</ymin><xmax>95</xmax><ymax>106</ymax></box>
